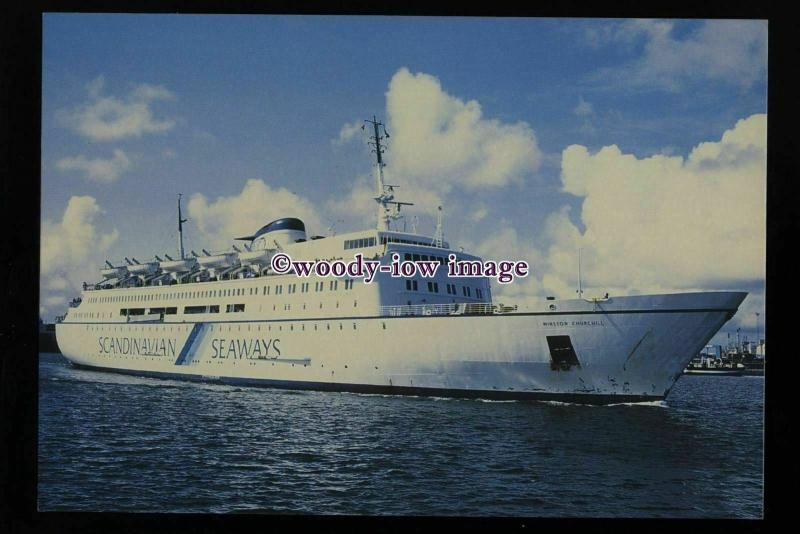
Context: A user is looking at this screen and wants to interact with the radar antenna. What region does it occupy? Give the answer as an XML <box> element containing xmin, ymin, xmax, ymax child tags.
<box><xmin>364</xmin><ymin>116</ymin><xmax>413</xmax><ymax>230</ymax></box>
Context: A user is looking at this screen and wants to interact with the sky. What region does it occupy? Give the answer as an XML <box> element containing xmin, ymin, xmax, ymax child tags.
<box><xmin>40</xmin><ymin>15</ymin><xmax>767</xmax><ymax>347</ymax></box>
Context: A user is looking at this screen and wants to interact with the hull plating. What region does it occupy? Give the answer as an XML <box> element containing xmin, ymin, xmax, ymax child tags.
<box><xmin>56</xmin><ymin>292</ymin><xmax>744</xmax><ymax>404</ymax></box>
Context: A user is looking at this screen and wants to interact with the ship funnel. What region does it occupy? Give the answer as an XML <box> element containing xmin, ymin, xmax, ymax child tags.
<box><xmin>238</xmin><ymin>218</ymin><xmax>306</xmax><ymax>250</ymax></box>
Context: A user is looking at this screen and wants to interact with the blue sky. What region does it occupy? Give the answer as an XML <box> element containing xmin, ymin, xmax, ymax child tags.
<box><xmin>41</xmin><ymin>15</ymin><xmax>767</xmax><ymax>347</ymax></box>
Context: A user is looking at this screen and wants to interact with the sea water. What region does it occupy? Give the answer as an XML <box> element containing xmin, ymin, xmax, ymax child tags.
<box><xmin>38</xmin><ymin>353</ymin><xmax>763</xmax><ymax>517</ymax></box>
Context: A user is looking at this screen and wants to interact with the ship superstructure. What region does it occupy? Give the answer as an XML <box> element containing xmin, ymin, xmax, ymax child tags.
<box><xmin>55</xmin><ymin>116</ymin><xmax>746</xmax><ymax>404</ymax></box>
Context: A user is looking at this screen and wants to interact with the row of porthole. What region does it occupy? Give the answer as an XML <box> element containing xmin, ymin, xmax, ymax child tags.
<box><xmin>198</xmin><ymin>360</ymin><xmax>380</xmax><ymax>371</ymax></box>
<box><xmin>85</xmin><ymin>321</ymin><xmax>390</xmax><ymax>332</ymax></box>
<box><xmin>87</xmin><ymin>283</ymin><xmax>358</xmax><ymax>304</ymax></box>
<box><xmin>82</xmin><ymin>298</ymin><xmax>359</xmax><ymax>316</ymax></box>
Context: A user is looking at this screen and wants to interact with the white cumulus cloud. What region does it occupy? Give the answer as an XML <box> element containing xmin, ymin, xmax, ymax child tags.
<box><xmin>56</xmin><ymin>149</ymin><xmax>131</xmax><ymax>183</ymax></box>
<box><xmin>187</xmin><ymin>179</ymin><xmax>325</xmax><ymax>251</ymax></box>
<box><xmin>333</xmin><ymin>120</ymin><xmax>365</xmax><ymax>146</ymax></box>
<box><xmin>385</xmin><ymin>68</ymin><xmax>542</xmax><ymax>197</ymax></box>
<box><xmin>472</xmin><ymin>113</ymin><xmax>766</xmax><ymax>332</ymax></box>
<box><xmin>58</xmin><ymin>75</ymin><xmax>176</xmax><ymax>141</ymax></box>
<box><xmin>588</xmin><ymin>19</ymin><xmax>767</xmax><ymax>91</ymax></box>
<box><xmin>543</xmin><ymin>113</ymin><xmax>766</xmax><ymax>298</ymax></box>
<box><xmin>40</xmin><ymin>196</ymin><xmax>119</xmax><ymax>317</ymax></box>
<box><xmin>335</xmin><ymin>68</ymin><xmax>543</xmax><ymax>215</ymax></box>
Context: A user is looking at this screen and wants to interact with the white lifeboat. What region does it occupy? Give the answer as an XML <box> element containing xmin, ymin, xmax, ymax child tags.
<box><xmin>159</xmin><ymin>256</ymin><xmax>198</xmax><ymax>274</ymax></box>
<box><xmin>197</xmin><ymin>250</ymin><xmax>240</xmax><ymax>270</ymax></box>
<box><xmin>101</xmin><ymin>262</ymin><xmax>128</xmax><ymax>280</ymax></box>
<box><xmin>127</xmin><ymin>258</ymin><xmax>159</xmax><ymax>276</ymax></box>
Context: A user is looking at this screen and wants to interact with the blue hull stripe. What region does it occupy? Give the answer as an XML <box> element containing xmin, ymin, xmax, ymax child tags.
<box><xmin>174</xmin><ymin>322</ymin><xmax>204</xmax><ymax>365</ymax></box>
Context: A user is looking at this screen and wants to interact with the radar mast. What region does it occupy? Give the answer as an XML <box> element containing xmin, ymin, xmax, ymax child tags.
<box><xmin>177</xmin><ymin>193</ymin><xmax>188</xmax><ymax>260</ymax></box>
<box><xmin>365</xmin><ymin>116</ymin><xmax>413</xmax><ymax>230</ymax></box>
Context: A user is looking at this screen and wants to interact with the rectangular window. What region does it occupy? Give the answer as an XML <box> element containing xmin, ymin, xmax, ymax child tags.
<box><xmin>209</xmin><ymin>305</ymin><xmax>220</xmax><ymax>313</ymax></box>
<box><xmin>226</xmin><ymin>304</ymin><xmax>245</xmax><ymax>313</ymax></box>
<box><xmin>184</xmin><ymin>305</ymin><xmax>207</xmax><ymax>314</ymax></box>
<box><xmin>165</xmin><ymin>307</ymin><xmax>177</xmax><ymax>315</ymax></box>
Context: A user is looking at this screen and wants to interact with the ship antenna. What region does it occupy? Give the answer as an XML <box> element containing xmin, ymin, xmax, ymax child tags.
<box><xmin>365</xmin><ymin>115</ymin><xmax>413</xmax><ymax>231</ymax></box>
<box><xmin>577</xmin><ymin>247</ymin><xmax>584</xmax><ymax>298</ymax></box>
<box><xmin>177</xmin><ymin>193</ymin><xmax>188</xmax><ymax>260</ymax></box>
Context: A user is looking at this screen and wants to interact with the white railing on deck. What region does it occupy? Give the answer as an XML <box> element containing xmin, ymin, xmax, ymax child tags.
<box><xmin>379</xmin><ymin>302</ymin><xmax>516</xmax><ymax>317</ymax></box>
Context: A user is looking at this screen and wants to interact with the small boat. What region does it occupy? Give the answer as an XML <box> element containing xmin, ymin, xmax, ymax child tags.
<box><xmin>100</xmin><ymin>261</ymin><xmax>128</xmax><ymax>280</ymax></box>
<box><xmin>126</xmin><ymin>257</ymin><xmax>159</xmax><ymax>276</ymax></box>
<box><xmin>683</xmin><ymin>350</ymin><xmax>746</xmax><ymax>376</ymax></box>
<box><xmin>158</xmin><ymin>255</ymin><xmax>198</xmax><ymax>274</ymax></box>
<box><xmin>197</xmin><ymin>250</ymin><xmax>240</xmax><ymax>270</ymax></box>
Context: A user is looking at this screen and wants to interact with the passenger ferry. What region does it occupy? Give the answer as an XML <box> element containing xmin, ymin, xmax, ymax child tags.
<box><xmin>55</xmin><ymin>117</ymin><xmax>746</xmax><ymax>404</ymax></box>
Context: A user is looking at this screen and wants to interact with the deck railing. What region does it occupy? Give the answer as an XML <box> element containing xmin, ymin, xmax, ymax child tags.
<box><xmin>378</xmin><ymin>302</ymin><xmax>517</xmax><ymax>317</ymax></box>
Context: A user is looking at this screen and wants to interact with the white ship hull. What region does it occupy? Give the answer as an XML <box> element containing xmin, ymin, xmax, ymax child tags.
<box><xmin>56</xmin><ymin>291</ymin><xmax>744</xmax><ymax>404</ymax></box>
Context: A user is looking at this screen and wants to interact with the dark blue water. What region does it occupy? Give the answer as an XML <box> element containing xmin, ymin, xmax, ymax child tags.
<box><xmin>38</xmin><ymin>353</ymin><xmax>763</xmax><ymax>517</ymax></box>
